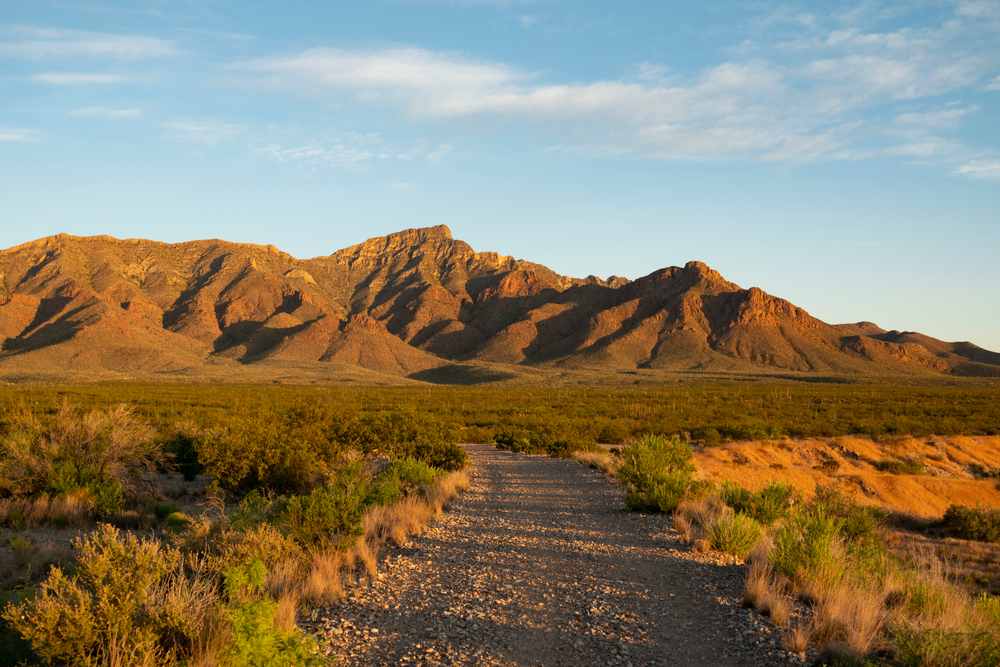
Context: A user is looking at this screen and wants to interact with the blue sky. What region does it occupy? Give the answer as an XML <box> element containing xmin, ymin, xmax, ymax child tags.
<box><xmin>1</xmin><ymin>0</ymin><xmax>998</xmax><ymax>352</ymax></box>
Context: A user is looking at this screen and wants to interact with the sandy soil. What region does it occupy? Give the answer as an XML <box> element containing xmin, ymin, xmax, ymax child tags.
<box><xmin>310</xmin><ymin>444</ymin><xmax>805</xmax><ymax>666</ymax></box>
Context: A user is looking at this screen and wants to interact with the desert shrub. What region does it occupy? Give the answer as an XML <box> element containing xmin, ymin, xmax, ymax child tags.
<box><xmin>619</xmin><ymin>434</ymin><xmax>704</xmax><ymax>513</ymax></box>
<box><xmin>183</xmin><ymin>521</ymin><xmax>303</xmax><ymax>576</ymax></box>
<box><xmin>194</xmin><ymin>411</ymin><xmax>325</xmax><ymax>495</ymax></box>
<box><xmin>875</xmin><ymin>458</ymin><xmax>926</xmax><ymax>475</ymax></box>
<box><xmin>720</xmin><ymin>480</ymin><xmax>800</xmax><ymax>526</ymax></box>
<box><xmin>3</xmin><ymin>524</ymin><xmax>179</xmax><ymax>665</ymax></box>
<box><xmin>216</xmin><ymin>559</ymin><xmax>324</xmax><ymax>667</ymax></box>
<box><xmin>809</xmin><ymin>485</ymin><xmax>888</xmax><ymax>571</ymax></box>
<box><xmin>494</xmin><ymin>428</ymin><xmax>543</xmax><ymax>454</ymax></box>
<box><xmin>156</xmin><ymin>503</ymin><xmax>180</xmax><ymax>520</ymax></box>
<box><xmin>165</xmin><ymin>512</ymin><xmax>191</xmax><ymax>533</ymax></box>
<box><xmin>229</xmin><ymin>491</ymin><xmax>287</xmax><ymax>532</ymax></box>
<box><xmin>942</xmin><ymin>504</ymin><xmax>1000</xmax><ymax>543</ymax></box>
<box><xmin>162</xmin><ymin>424</ymin><xmax>203</xmax><ymax>482</ymax></box>
<box><xmin>0</xmin><ymin>404</ymin><xmax>159</xmax><ymax>501</ymax></box>
<box><xmin>546</xmin><ymin>440</ymin><xmax>604</xmax><ymax>459</ymax></box>
<box><xmin>283</xmin><ymin>463</ymin><xmax>369</xmax><ymax>551</ymax></box>
<box><xmin>770</xmin><ymin>506</ymin><xmax>845</xmax><ymax>586</ymax></box>
<box><xmin>330</xmin><ymin>407</ymin><xmax>466</xmax><ymax>470</ymax></box>
<box><xmin>707</xmin><ymin>511</ymin><xmax>763</xmax><ymax>558</ymax></box>
<box><xmin>88</xmin><ymin>479</ymin><xmax>124</xmax><ymax>520</ymax></box>
<box><xmin>367</xmin><ymin>457</ymin><xmax>444</xmax><ymax>507</ymax></box>
<box><xmin>692</xmin><ymin>427</ymin><xmax>723</xmax><ymax>446</ymax></box>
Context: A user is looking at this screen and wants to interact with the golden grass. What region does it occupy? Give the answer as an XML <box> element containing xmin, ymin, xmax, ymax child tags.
<box><xmin>696</xmin><ymin>435</ymin><xmax>1000</xmax><ymax>518</ymax></box>
<box><xmin>296</xmin><ymin>468</ymin><xmax>470</xmax><ymax>609</ymax></box>
<box><xmin>0</xmin><ymin>490</ymin><xmax>94</xmax><ymax>528</ymax></box>
<box><xmin>782</xmin><ymin>620</ymin><xmax>811</xmax><ymax>654</ymax></box>
<box><xmin>573</xmin><ymin>451</ymin><xmax>620</xmax><ymax>475</ymax></box>
<box><xmin>743</xmin><ymin>559</ymin><xmax>792</xmax><ymax>627</ymax></box>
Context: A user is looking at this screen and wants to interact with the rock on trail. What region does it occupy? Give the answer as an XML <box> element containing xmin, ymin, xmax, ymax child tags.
<box><xmin>310</xmin><ymin>444</ymin><xmax>807</xmax><ymax>666</ymax></box>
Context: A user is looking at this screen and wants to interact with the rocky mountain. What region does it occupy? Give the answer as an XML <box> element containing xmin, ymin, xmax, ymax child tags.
<box><xmin>0</xmin><ymin>226</ymin><xmax>996</xmax><ymax>382</ymax></box>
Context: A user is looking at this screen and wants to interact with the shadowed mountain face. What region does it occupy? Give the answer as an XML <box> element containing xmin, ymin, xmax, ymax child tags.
<box><xmin>0</xmin><ymin>226</ymin><xmax>996</xmax><ymax>381</ymax></box>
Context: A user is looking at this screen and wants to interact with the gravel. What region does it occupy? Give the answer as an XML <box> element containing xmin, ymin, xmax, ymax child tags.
<box><xmin>306</xmin><ymin>444</ymin><xmax>811</xmax><ymax>666</ymax></box>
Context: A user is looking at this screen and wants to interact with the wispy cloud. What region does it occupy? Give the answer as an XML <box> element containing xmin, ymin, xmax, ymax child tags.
<box><xmin>68</xmin><ymin>106</ymin><xmax>141</xmax><ymax>118</ymax></box>
<box><xmin>254</xmin><ymin>132</ymin><xmax>384</xmax><ymax>170</ymax></box>
<box><xmin>955</xmin><ymin>160</ymin><xmax>1000</xmax><ymax>180</ymax></box>
<box><xmin>0</xmin><ymin>128</ymin><xmax>40</xmax><ymax>142</ymax></box>
<box><xmin>165</xmin><ymin>120</ymin><xmax>247</xmax><ymax>145</ymax></box>
<box><xmin>0</xmin><ymin>26</ymin><xmax>177</xmax><ymax>60</ymax></box>
<box><xmin>230</xmin><ymin>3</ymin><xmax>1000</xmax><ymax>174</ymax></box>
<box><xmin>30</xmin><ymin>73</ymin><xmax>127</xmax><ymax>85</ymax></box>
<box><xmin>986</xmin><ymin>75</ymin><xmax>1000</xmax><ymax>90</ymax></box>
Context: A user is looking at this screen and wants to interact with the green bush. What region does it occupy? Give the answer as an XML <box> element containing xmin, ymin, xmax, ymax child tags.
<box><xmin>809</xmin><ymin>485</ymin><xmax>887</xmax><ymax>570</ymax></box>
<box><xmin>229</xmin><ymin>490</ymin><xmax>287</xmax><ymax>532</ymax></box>
<box><xmin>156</xmin><ymin>503</ymin><xmax>180</xmax><ymax>520</ymax></box>
<box><xmin>165</xmin><ymin>512</ymin><xmax>191</xmax><ymax>533</ymax></box>
<box><xmin>2</xmin><ymin>525</ymin><xmax>178</xmax><ymax>665</ymax></box>
<box><xmin>194</xmin><ymin>411</ymin><xmax>325</xmax><ymax>495</ymax></box>
<box><xmin>619</xmin><ymin>434</ymin><xmax>703</xmax><ymax>513</ymax></box>
<box><xmin>875</xmin><ymin>458</ymin><xmax>926</xmax><ymax>475</ymax></box>
<box><xmin>330</xmin><ymin>407</ymin><xmax>466</xmax><ymax>470</ymax></box>
<box><xmin>216</xmin><ymin>559</ymin><xmax>324</xmax><ymax>667</ymax></box>
<box><xmin>283</xmin><ymin>464</ymin><xmax>368</xmax><ymax>551</ymax></box>
<box><xmin>88</xmin><ymin>479</ymin><xmax>124</xmax><ymax>520</ymax></box>
<box><xmin>942</xmin><ymin>504</ymin><xmax>1000</xmax><ymax>543</ymax></box>
<box><xmin>706</xmin><ymin>512</ymin><xmax>763</xmax><ymax>557</ymax></box>
<box><xmin>692</xmin><ymin>427</ymin><xmax>723</xmax><ymax>446</ymax></box>
<box><xmin>719</xmin><ymin>480</ymin><xmax>800</xmax><ymax>526</ymax></box>
<box><xmin>770</xmin><ymin>506</ymin><xmax>845</xmax><ymax>585</ymax></box>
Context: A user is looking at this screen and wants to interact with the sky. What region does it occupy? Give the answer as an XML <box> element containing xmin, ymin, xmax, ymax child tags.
<box><xmin>1</xmin><ymin>1</ymin><xmax>998</xmax><ymax>352</ymax></box>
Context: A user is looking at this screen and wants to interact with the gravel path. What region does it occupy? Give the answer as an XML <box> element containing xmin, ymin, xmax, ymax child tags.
<box><xmin>310</xmin><ymin>445</ymin><xmax>808</xmax><ymax>666</ymax></box>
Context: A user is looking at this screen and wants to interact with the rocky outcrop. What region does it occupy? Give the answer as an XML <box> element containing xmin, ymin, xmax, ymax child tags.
<box><xmin>0</xmin><ymin>227</ymin><xmax>995</xmax><ymax>380</ymax></box>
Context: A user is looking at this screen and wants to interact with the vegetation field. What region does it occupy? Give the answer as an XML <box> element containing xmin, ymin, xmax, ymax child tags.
<box><xmin>0</xmin><ymin>381</ymin><xmax>998</xmax><ymax>446</ymax></box>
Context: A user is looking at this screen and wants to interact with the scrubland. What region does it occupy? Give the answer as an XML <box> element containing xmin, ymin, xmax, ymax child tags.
<box><xmin>583</xmin><ymin>432</ymin><xmax>1000</xmax><ymax>666</ymax></box>
<box><xmin>1</xmin><ymin>381</ymin><xmax>998</xmax><ymax>665</ymax></box>
<box><xmin>0</xmin><ymin>401</ymin><xmax>469</xmax><ymax>666</ymax></box>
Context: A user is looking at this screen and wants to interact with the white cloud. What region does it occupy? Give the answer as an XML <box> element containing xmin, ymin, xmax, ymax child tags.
<box><xmin>0</xmin><ymin>26</ymin><xmax>177</xmax><ymax>60</ymax></box>
<box><xmin>165</xmin><ymin>120</ymin><xmax>247</xmax><ymax>145</ymax></box>
<box><xmin>68</xmin><ymin>106</ymin><xmax>141</xmax><ymax>118</ymax></box>
<box><xmin>954</xmin><ymin>160</ymin><xmax>1000</xmax><ymax>180</ymax></box>
<box><xmin>426</xmin><ymin>143</ymin><xmax>453</xmax><ymax>164</ymax></box>
<box><xmin>228</xmin><ymin>4</ymin><xmax>1000</xmax><ymax>169</ymax></box>
<box><xmin>986</xmin><ymin>76</ymin><xmax>1000</xmax><ymax>90</ymax></box>
<box><xmin>893</xmin><ymin>105</ymin><xmax>977</xmax><ymax>129</ymax></box>
<box><xmin>0</xmin><ymin>128</ymin><xmax>40</xmax><ymax>142</ymax></box>
<box><xmin>234</xmin><ymin>46</ymin><xmax>950</xmax><ymax>162</ymax></box>
<box><xmin>30</xmin><ymin>73</ymin><xmax>127</xmax><ymax>85</ymax></box>
<box><xmin>256</xmin><ymin>142</ymin><xmax>372</xmax><ymax>170</ymax></box>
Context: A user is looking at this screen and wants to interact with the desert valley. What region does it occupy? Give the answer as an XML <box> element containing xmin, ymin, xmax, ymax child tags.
<box><xmin>0</xmin><ymin>227</ymin><xmax>997</xmax><ymax>667</ymax></box>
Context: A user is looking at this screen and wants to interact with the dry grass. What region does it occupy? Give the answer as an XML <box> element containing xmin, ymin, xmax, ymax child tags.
<box><xmin>297</xmin><ymin>468</ymin><xmax>471</xmax><ymax>609</ymax></box>
<box><xmin>300</xmin><ymin>549</ymin><xmax>346</xmax><ymax>607</ymax></box>
<box><xmin>0</xmin><ymin>490</ymin><xmax>94</xmax><ymax>529</ymax></box>
<box><xmin>886</xmin><ymin>529</ymin><xmax>1000</xmax><ymax>596</ymax></box>
<box><xmin>783</xmin><ymin>619</ymin><xmax>811</xmax><ymax>654</ymax></box>
<box><xmin>573</xmin><ymin>451</ymin><xmax>620</xmax><ymax>475</ymax></box>
<box><xmin>672</xmin><ymin>514</ymin><xmax>692</xmax><ymax>542</ymax></box>
<box><xmin>809</xmin><ymin>582</ymin><xmax>886</xmax><ymax>654</ymax></box>
<box><xmin>743</xmin><ymin>560</ymin><xmax>792</xmax><ymax>627</ymax></box>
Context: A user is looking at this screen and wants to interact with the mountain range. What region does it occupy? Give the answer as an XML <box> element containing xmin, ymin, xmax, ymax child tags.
<box><xmin>0</xmin><ymin>225</ymin><xmax>997</xmax><ymax>384</ymax></box>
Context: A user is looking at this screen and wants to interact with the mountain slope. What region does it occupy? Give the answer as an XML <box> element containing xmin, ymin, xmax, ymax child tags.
<box><xmin>0</xmin><ymin>227</ymin><xmax>995</xmax><ymax>381</ymax></box>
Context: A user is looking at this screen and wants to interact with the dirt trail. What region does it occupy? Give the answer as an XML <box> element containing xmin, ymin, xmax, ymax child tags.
<box><xmin>312</xmin><ymin>445</ymin><xmax>805</xmax><ymax>666</ymax></box>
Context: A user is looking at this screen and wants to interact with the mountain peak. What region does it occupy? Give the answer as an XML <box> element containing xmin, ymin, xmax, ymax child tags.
<box><xmin>0</xmin><ymin>228</ymin><xmax>996</xmax><ymax>381</ymax></box>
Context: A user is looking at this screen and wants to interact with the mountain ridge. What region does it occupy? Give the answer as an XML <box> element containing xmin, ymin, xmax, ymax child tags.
<box><xmin>0</xmin><ymin>226</ymin><xmax>996</xmax><ymax>383</ymax></box>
